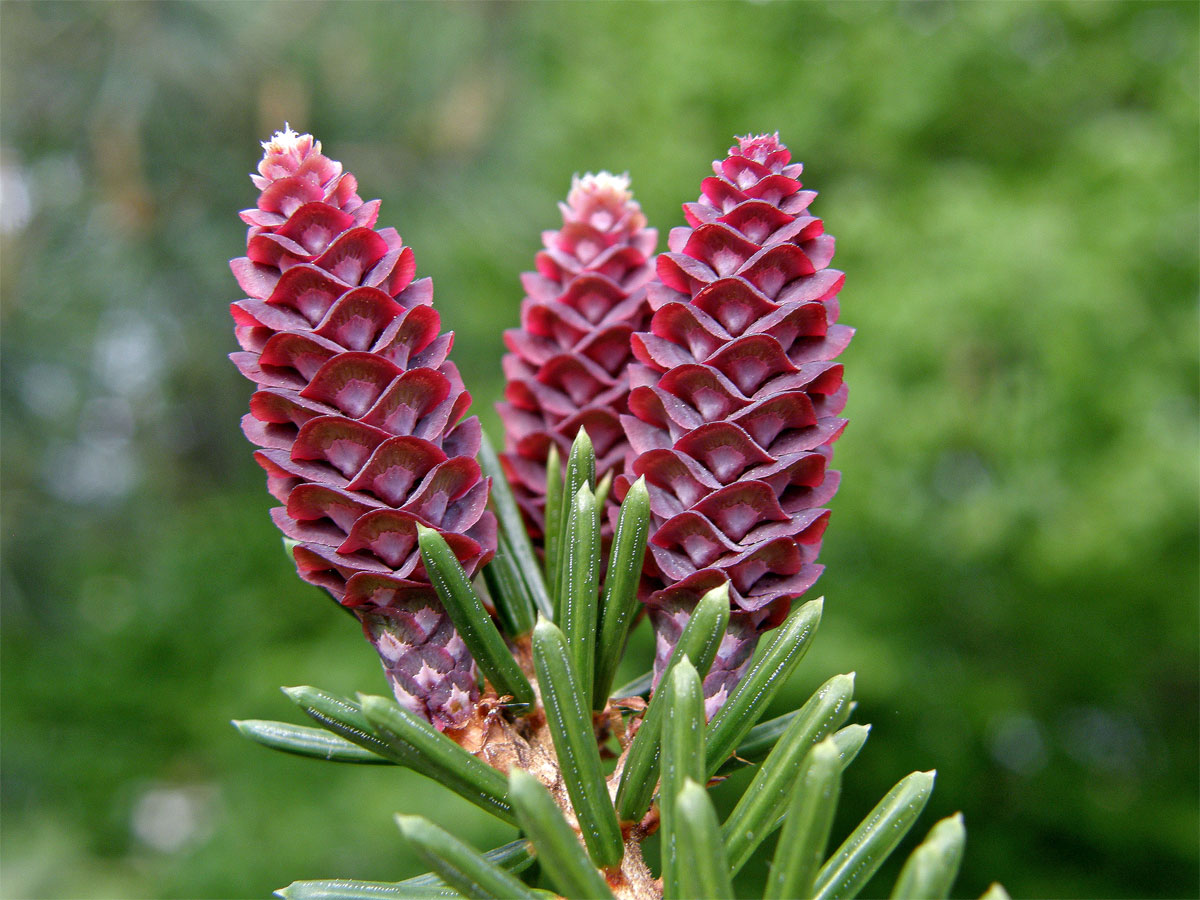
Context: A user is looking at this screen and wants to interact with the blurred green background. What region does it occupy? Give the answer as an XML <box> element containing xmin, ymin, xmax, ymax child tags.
<box><xmin>2</xmin><ymin>2</ymin><xmax>1196</xmax><ymax>897</ymax></box>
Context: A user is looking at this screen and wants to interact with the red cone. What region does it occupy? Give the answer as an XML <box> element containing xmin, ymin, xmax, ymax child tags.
<box><xmin>498</xmin><ymin>173</ymin><xmax>657</xmax><ymax>537</ymax></box>
<box><xmin>619</xmin><ymin>134</ymin><xmax>852</xmax><ymax>714</ymax></box>
<box><xmin>230</xmin><ymin>128</ymin><xmax>495</xmax><ymax>727</ymax></box>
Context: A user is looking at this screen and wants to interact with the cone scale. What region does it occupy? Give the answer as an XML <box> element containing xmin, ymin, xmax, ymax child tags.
<box><xmin>229</xmin><ymin>128</ymin><xmax>496</xmax><ymax>728</ymax></box>
<box><xmin>618</xmin><ymin>134</ymin><xmax>853</xmax><ymax>713</ymax></box>
<box><xmin>498</xmin><ymin>173</ymin><xmax>657</xmax><ymax>536</ymax></box>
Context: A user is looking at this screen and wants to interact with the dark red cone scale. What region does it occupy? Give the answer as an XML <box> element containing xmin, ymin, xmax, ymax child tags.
<box><xmin>498</xmin><ymin>173</ymin><xmax>657</xmax><ymax>535</ymax></box>
<box><xmin>618</xmin><ymin>134</ymin><xmax>852</xmax><ymax>714</ymax></box>
<box><xmin>230</xmin><ymin>128</ymin><xmax>496</xmax><ymax>728</ymax></box>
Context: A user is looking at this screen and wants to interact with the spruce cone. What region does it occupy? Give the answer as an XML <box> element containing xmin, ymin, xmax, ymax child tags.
<box><xmin>497</xmin><ymin>173</ymin><xmax>657</xmax><ymax>535</ymax></box>
<box><xmin>229</xmin><ymin>128</ymin><xmax>496</xmax><ymax>728</ymax></box>
<box><xmin>619</xmin><ymin>134</ymin><xmax>852</xmax><ymax>715</ymax></box>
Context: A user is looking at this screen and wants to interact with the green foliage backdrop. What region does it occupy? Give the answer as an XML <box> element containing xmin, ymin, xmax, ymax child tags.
<box><xmin>2</xmin><ymin>2</ymin><xmax>1196</xmax><ymax>897</ymax></box>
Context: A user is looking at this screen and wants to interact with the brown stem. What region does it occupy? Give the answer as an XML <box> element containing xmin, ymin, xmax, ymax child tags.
<box><xmin>449</xmin><ymin>666</ymin><xmax>664</xmax><ymax>899</ymax></box>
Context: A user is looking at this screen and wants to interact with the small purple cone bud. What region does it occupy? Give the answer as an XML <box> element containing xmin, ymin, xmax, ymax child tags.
<box><xmin>619</xmin><ymin>134</ymin><xmax>852</xmax><ymax>711</ymax></box>
<box><xmin>498</xmin><ymin>173</ymin><xmax>657</xmax><ymax>537</ymax></box>
<box><xmin>229</xmin><ymin>127</ymin><xmax>496</xmax><ymax>728</ymax></box>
